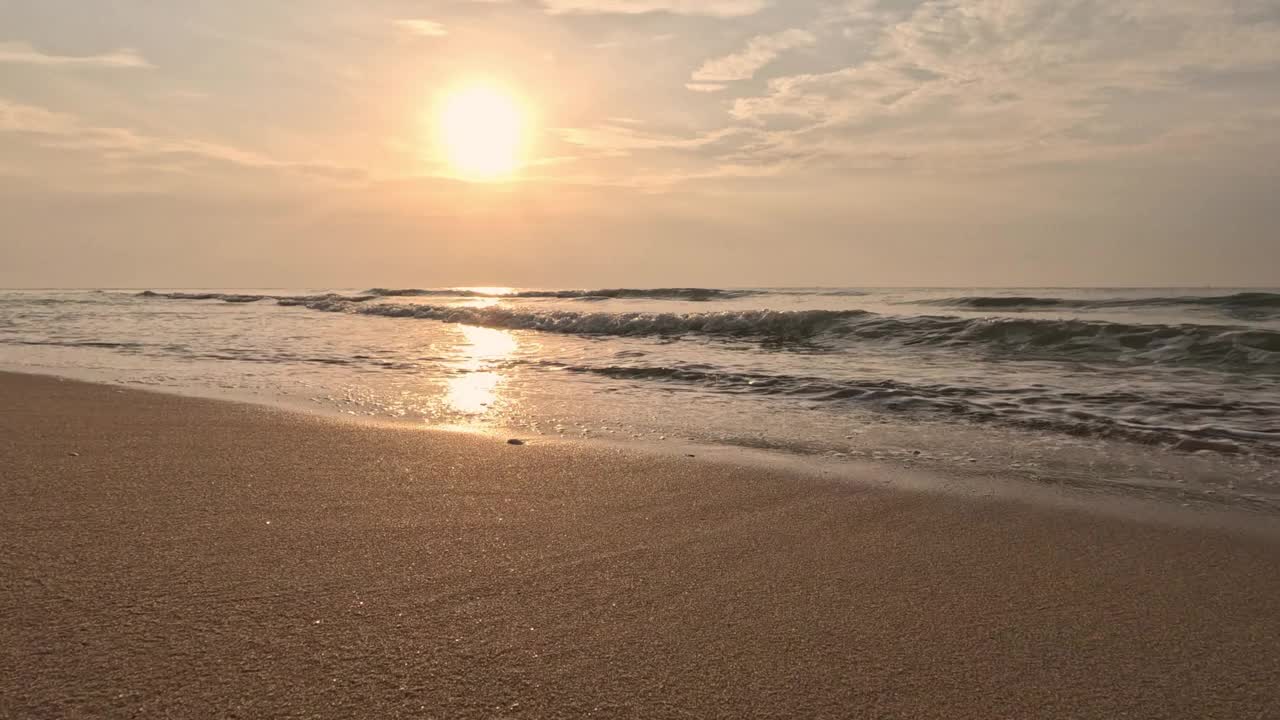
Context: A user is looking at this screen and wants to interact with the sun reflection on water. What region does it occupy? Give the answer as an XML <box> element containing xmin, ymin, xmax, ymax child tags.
<box><xmin>445</xmin><ymin>324</ymin><xmax>517</xmax><ymax>416</ymax></box>
<box><xmin>456</xmin><ymin>286</ymin><xmax>516</xmax><ymax>297</ymax></box>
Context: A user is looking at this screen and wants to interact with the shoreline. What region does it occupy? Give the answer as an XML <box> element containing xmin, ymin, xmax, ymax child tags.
<box><xmin>3</xmin><ymin>371</ymin><xmax>1279</xmax><ymax>717</ymax></box>
<box><xmin>5</xmin><ymin>365</ymin><xmax>1279</xmax><ymax>530</ymax></box>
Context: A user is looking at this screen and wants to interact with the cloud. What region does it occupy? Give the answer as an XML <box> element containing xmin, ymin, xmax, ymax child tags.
<box><xmin>687</xmin><ymin>83</ymin><xmax>728</xmax><ymax>92</ymax></box>
<box><xmin>718</xmin><ymin>0</ymin><xmax>1280</xmax><ymax>172</ymax></box>
<box><xmin>558</xmin><ymin>123</ymin><xmax>750</xmax><ymax>156</ymax></box>
<box><xmin>538</xmin><ymin>0</ymin><xmax>765</xmax><ymax>17</ymax></box>
<box><xmin>0</xmin><ymin>98</ymin><xmax>364</xmax><ymax>188</ymax></box>
<box><xmin>394</xmin><ymin>19</ymin><xmax>448</xmax><ymax>37</ymax></box>
<box><xmin>0</xmin><ymin>42</ymin><xmax>151</xmax><ymax>68</ymax></box>
<box><xmin>692</xmin><ymin>29</ymin><xmax>817</xmax><ymax>83</ymax></box>
<box><xmin>0</xmin><ymin>100</ymin><xmax>80</xmax><ymax>134</ymax></box>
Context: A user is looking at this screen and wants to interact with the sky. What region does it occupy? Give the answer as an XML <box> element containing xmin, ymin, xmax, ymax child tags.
<box><xmin>2</xmin><ymin>0</ymin><xmax>1279</xmax><ymax>288</ymax></box>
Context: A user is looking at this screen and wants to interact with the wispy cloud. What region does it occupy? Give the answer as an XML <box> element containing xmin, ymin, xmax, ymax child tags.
<box><xmin>0</xmin><ymin>98</ymin><xmax>364</xmax><ymax>188</ymax></box>
<box><xmin>0</xmin><ymin>99</ymin><xmax>80</xmax><ymax>134</ymax></box>
<box><xmin>692</xmin><ymin>29</ymin><xmax>816</xmax><ymax>84</ymax></box>
<box><xmin>686</xmin><ymin>83</ymin><xmax>728</xmax><ymax>93</ymax></box>
<box><xmin>713</xmin><ymin>0</ymin><xmax>1280</xmax><ymax>173</ymax></box>
<box><xmin>558</xmin><ymin>123</ymin><xmax>752</xmax><ymax>158</ymax></box>
<box><xmin>393</xmin><ymin>19</ymin><xmax>448</xmax><ymax>37</ymax></box>
<box><xmin>0</xmin><ymin>41</ymin><xmax>151</xmax><ymax>68</ymax></box>
<box><xmin>506</xmin><ymin>0</ymin><xmax>766</xmax><ymax>17</ymax></box>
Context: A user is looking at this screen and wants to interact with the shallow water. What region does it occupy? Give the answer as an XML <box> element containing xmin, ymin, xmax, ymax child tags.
<box><xmin>3</xmin><ymin>287</ymin><xmax>1278</xmax><ymax>509</ymax></box>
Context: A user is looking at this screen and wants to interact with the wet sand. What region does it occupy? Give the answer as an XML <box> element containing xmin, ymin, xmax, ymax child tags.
<box><xmin>2</xmin><ymin>371</ymin><xmax>1278</xmax><ymax>718</ymax></box>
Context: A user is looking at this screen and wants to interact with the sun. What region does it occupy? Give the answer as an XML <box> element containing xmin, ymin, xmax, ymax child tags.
<box><xmin>437</xmin><ymin>84</ymin><xmax>528</xmax><ymax>181</ymax></box>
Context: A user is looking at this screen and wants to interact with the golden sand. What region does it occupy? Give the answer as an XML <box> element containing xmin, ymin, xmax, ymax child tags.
<box><xmin>2</xmin><ymin>372</ymin><xmax>1277</xmax><ymax>718</ymax></box>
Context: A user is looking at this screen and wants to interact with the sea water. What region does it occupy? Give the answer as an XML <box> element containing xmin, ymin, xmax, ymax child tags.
<box><xmin>3</xmin><ymin>287</ymin><xmax>1277</xmax><ymax>509</ymax></box>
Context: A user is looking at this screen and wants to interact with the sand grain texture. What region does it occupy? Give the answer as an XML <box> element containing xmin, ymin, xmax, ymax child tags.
<box><xmin>1</xmin><ymin>372</ymin><xmax>1278</xmax><ymax>718</ymax></box>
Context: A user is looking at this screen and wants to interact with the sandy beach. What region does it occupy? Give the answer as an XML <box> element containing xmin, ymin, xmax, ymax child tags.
<box><xmin>1</xmin><ymin>371</ymin><xmax>1278</xmax><ymax>718</ymax></box>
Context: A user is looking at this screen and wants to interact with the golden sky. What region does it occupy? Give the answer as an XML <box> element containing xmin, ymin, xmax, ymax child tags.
<box><xmin>2</xmin><ymin>1</ymin><xmax>1279</xmax><ymax>287</ymax></box>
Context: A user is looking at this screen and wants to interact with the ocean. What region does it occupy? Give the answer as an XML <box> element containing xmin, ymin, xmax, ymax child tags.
<box><xmin>3</xmin><ymin>287</ymin><xmax>1278</xmax><ymax>510</ymax></box>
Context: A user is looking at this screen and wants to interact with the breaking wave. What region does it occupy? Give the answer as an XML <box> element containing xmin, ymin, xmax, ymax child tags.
<box><xmin>364</xmin><ymin>287</ymin><xmax>756</xmax><ymax>301</ymax></box>
<box><xmin>135</xmin><ymin>291</ymin><xmax>1280</xmax><ymax>371</ymax></box>
<box><xmin>308</xmin><ymin>299</ymin><xmax>863</xmax><ymax>340</ymax></box>
<box><xmin>138</xmin><ymin>291</ymin><xmax>268</xmax><ymax>303</ymax></box>
<box><xmin>137</xmin><ymin>291</ymin><xmax>376</xmax><ymax>305</ymax></box>
<box><xmin>919</xmin><ymin>291</ymin><xmax>1280</xmax><ymax>315</ymax></box>
<box><xmin>290</xmin><ymin>299</ymin><xmax>1280</xmax><ymax>372</ymax></box>
<box><xmin>140</xmin><ymin>288</ymin><xmax>755</xmax><ymax>304</ymax></box>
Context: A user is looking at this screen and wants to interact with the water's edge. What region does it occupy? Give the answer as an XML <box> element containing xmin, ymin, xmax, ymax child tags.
<box><xmin>7</xmin><ymin>365</ymin><xmax>1279</xmax><ymax>532</ymax></box>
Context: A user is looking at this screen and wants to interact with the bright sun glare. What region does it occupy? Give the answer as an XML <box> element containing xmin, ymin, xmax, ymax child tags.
<box><xmin>438</xmin><ymin>85</ymin><xmax>527</xmax><ymax>181</ymax></box>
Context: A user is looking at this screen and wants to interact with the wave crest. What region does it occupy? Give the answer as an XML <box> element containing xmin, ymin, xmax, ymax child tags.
<box><xmin>307</xmin><ymin>300</ymin><xmax>1280</xmax><ymax>371</ymax></box>
<box><xmin>921</xmin><ymin>291</ymin><xmax>1280</xmax><ymax>314</ymax></box>
<box><xmin>137</xmin><ymin>291</ymin><xmax>1280</xmax><ymax>372</ymax></box>
<box><xmin>138</xmin><ymin>291</ymin><xmax>375</xmax><ymax>305</ymax></box>
<box><xmin>307</xmin><ymin>298</ymin><xmax>862</xmax><ymax>340</ymax></box>
<box><xmin>365</xmin><ymin>287</ymin><xmax>754</xmax><ymax>301</ymax></box>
